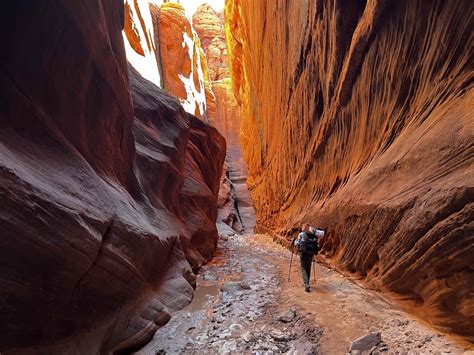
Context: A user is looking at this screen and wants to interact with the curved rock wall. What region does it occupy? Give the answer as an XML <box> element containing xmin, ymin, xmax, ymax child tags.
<box><xmin>225</xmin><ymin>0</ymin><xmax>473</xmax><ymax>338</ymax></box>
<box><xmin>0</xmin><ymin>1</ymin><xmax>225</xmax><ymax>353</ymax></box>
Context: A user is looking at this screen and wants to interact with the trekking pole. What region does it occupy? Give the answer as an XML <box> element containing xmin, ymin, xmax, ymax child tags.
<box><xmin>288</xmin><ymin>240</ymin><xmax>295</xmax><ymax>281</ymax></box>
<box><xmin>312</xmin><ymin>256</ymin><xmax>316</xmax><ymax>284</ymax></box>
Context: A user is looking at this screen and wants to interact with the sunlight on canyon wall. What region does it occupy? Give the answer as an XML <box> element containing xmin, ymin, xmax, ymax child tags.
<box><xmin>123</xmin><ymin>0</ymin><xmax>211</xmax><ymax>119</ymax></box>
<box><xmin>225</xmin><ymin>0</ymin><xmax>473</xmax><ymax>339</ymax></box>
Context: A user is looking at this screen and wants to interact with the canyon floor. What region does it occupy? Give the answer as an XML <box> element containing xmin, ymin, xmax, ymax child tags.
<box><xmin>136</xmin><ymin>234</ymin><xmax>473</xmax><ymax>354</ymax></box>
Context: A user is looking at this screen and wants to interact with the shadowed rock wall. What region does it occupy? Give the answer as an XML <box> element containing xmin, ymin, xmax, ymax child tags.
<box><xmin>225</xmin><ymin>0</ymin><xmax>473</xmax><ymax>338</ymax></box>
<box><xmin>0</xmin><ymin>1</ymin><xmax>225</xmax><ymax>353</ymax></box>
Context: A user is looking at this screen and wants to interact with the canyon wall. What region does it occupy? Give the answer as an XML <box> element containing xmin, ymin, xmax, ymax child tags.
<box><xmin>124</xmin><ymin>0</ymin><xmax>215</xmax><ymax>121</ymax></box>
<box><xmin>0</xmin><ymin>1</ymin><xmax>225</xmax><ymax>353</ymax></box>
<box><xmin>194</xmin><ymin>4</ymin><xmax>256</xmax><ymax>234</ymax></box>
<box><xmin>226</xmin><ymin>0</ymin><xmax>473</xmax><ymax>339</ymax></box>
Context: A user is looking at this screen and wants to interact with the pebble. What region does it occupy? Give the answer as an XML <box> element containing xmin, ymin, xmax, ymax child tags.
<box><xmin>218</xmin><ymin>331</ymin><xmax>232</xmax><ymax>339</ymax></box>
<box><xmin>270</xmin><ymin>329</ymin><xmax>291</xmax><ymax>342</ymax></box>
<box><xmin>277</xmin><ymin>308</ymin><xmax>296</xmax><ymax>323</ymax></box>
<box><xmin>241</xmin><ymin>331</ymin><xmax>254</xmax><ymax>343</ymax></box>
<box><xmin>240</xmin><ymin>280</ymin><xmax>252</xmax><ymax>290</ymax></box>
<box><xmin>229</xmin><ymin>323</ymin><xmax>243</xmax><ymax>332</ymax></box>
<box><xmin>391</xmin><ymin>318</ymin><xmax>409</xmax><ymax>327</ymax></box>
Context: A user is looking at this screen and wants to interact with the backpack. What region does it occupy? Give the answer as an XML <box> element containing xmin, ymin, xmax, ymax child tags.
<box><xmin>299</xmin><ymin>232</ymin><xmax>319</xmax><ymax>255</ymax></box>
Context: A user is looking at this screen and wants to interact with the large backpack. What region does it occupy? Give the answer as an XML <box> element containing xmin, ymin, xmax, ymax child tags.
<box><xmin>300</xmin><ymin>232</ymin><xmax>319</xmax><ymax>255</ymax></box>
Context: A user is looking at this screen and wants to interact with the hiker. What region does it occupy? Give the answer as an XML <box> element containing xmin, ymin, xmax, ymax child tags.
<box><xmin>294</xmin><ymin>223</ymin><xmax>319</xmax><ymax>292</ymax></box>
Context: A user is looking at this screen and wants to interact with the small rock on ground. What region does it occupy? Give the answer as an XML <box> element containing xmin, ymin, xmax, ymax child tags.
<box><xmin>277</xmin><ymin>308</ymin><xmax>297</xmax><ymax>323</ymax></box>
<box><xmin>349</xmin><ymin>331</ymin><xmax>382</xmax><ymax>352</ymax></box>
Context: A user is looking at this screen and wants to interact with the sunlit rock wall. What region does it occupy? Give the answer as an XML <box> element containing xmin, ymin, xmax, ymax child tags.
<box><xmin>193</xmin><ymin>4</ymin><xmax>229</xmax><ymax>82</ymax></box>
<box><xmin>123</xmin><ymin>0</ymin><xmax>215</xmax><ymax>121</ymax></box>
<box><xmin>226</xmin><ymin>0</ymin><xmax>473</xmax><ymax>338</ymax></box>
<box><xmin>157</xmin><ymin>3</ymin><xmax>211</xmax><ymax>119</ymax></box>
<box><xmin>0</xmin><ymin>1</ymin><xmax>225</xmax><ymax>352</ymax></box>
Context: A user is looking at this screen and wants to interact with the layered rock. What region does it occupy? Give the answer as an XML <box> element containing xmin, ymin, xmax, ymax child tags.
<box><xmin>194</xmin><ymin>4</ymin><xmax>255</xmax><ymax>234</ymax></box>
<box><xmin>123</xmin><ymin>0</ymin><xmax>217</xmax><ymax>122</ymax></box>
<box><xmin>155</xmin><ymin>3</ymin><xmax>213</xmax><ymax>120</ymax></box>
<box><xmin>226</xmin><ymin>0</ymin><xmax>473</xmax><ymax>338</ymax></box>
<box><xmin>193</xmin><ymin>4</ymin><xmax>229</xmax><ymax>81</ymax></box>
<box><xmin>0</xmin><ymin>1</ymin><xmax>225</xmax><ymax>353</ymax></box>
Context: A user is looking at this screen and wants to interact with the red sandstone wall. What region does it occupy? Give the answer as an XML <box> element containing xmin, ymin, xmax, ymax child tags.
<box><xmin>226</xmin><ymin>0</ymin><xmax>473</xmax><ymax>339</ymax></box>
<box><xmin>0</xmin><ymin>1</ymin><xmax>225</xmax><ymax>352</ymax></box>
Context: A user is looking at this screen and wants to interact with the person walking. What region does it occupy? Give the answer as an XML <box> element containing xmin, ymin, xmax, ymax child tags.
<box><xmin>294</xmin><ymin>223</ymin><xmax>319</xmax><ymax>292</ymax></box>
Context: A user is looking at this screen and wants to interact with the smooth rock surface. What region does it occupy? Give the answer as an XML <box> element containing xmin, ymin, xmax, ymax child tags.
<box><xmin>0</xmin><ymin>1</ymin><xmax>225</xmax><ymax>352</ymax></box>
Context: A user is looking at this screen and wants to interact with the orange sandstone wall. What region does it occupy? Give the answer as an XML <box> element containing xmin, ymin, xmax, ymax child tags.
<box><xmin>225</xmin><ymin>0</ymin><xmax>473</xmax><ymax>338</ymax></box>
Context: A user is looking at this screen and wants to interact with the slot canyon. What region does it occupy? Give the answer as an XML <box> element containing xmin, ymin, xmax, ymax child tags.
<box><xmin>0</xmin><ymin>0</ymin><xmax>472</xmax><ymax>354</ymax></box>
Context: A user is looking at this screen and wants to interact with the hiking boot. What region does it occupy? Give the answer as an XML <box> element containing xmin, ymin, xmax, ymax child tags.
<box><xmin>305</xmin><ymin>285</ymin><xmax>310</xmax><ymax>292</ymax></box>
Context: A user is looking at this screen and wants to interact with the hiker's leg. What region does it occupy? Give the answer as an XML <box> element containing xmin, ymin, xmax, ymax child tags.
<box><xmin>300</xmin><ymin>254</ymin><xmax>310</xmax><ymax>286</ymax></box>
<box><xmin>303</xmin><ymin>254</ymin><xmax>312</xmax><ymax>284</ymax></box>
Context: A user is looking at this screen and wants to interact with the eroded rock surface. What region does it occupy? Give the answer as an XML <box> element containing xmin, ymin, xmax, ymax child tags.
<box><xmin>225</xmin><ymin>0</ymin><xmax>473</xmax><ymax>338</ymax></box>
<box><xmin>123</xmin><ymin>1</ymin><xmax>215</xmax><ymax>121</ymax></box>
<box><xmin>193</xmin><ymin>4</ymin><xmax>229</xmax><ymax>82</ymax></box>
<box><xmin>0</xmin><ymin>1</ymin><xmax>225</xmax><ymax>353</ymax></box>
<box><xmin>156</xmin><ymin>3</ymin><xmax>210</xmax><ymax>119</ymax></box>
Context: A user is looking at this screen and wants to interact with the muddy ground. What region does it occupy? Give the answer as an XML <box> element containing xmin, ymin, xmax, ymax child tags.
<box><xmin>136</xmin><ymin>234</ymin><xmax>473</xmax><ymax>354</ymax></box>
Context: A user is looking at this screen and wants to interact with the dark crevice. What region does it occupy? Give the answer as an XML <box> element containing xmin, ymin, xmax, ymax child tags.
<box><xmin>72</xmin><ymin>220</ymin><xmax>114</xmax><ymax>296</ymax></box>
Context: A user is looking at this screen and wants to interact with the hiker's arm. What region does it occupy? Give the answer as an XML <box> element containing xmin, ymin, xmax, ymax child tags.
<box><xmin>294</xmin><ymin>232</ymin><xmax>304</xmax><ymax>246</ymax></box>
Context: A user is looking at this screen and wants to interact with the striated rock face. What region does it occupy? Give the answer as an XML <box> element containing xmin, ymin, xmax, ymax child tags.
<box><xmin>0</xmin><ymin>1</ymin><xmax>225</xmax><ymax>353</ymax></box>
<box><xmin>194</xmin><ymin>4</ymin><xmax>255</xmax><ymax>234</ymax></box>
<box><xmin>226</xmin><ymin>0</ymin><xmax>473</xmax><ymax>338</ymax></box>
<box><xmin>156</xmin><ymin>3</ymin><xmax>211</xmax><ymax>119</ymax></box>
<box><xmin>193</xmin><ymin>4</ymin><xmax>229</xmax><ymax>81</ymax></box>
<box><xmin>122</xmin><ymin>0</ymin><xmax>217</xmax><ymax>122</ymax></box>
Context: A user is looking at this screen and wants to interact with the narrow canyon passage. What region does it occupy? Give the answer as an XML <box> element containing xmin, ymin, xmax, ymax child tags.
<box><xmin>0</xmin><ymin>0</ymin><xmax>472</xmax><ymax>354</ymax></box>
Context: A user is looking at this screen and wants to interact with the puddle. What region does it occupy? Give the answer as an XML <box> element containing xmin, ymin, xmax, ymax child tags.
<box><xmin>182</xmin><ymin>284</ymin><xmax>220</xmax><ymax>312</ymax></box>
